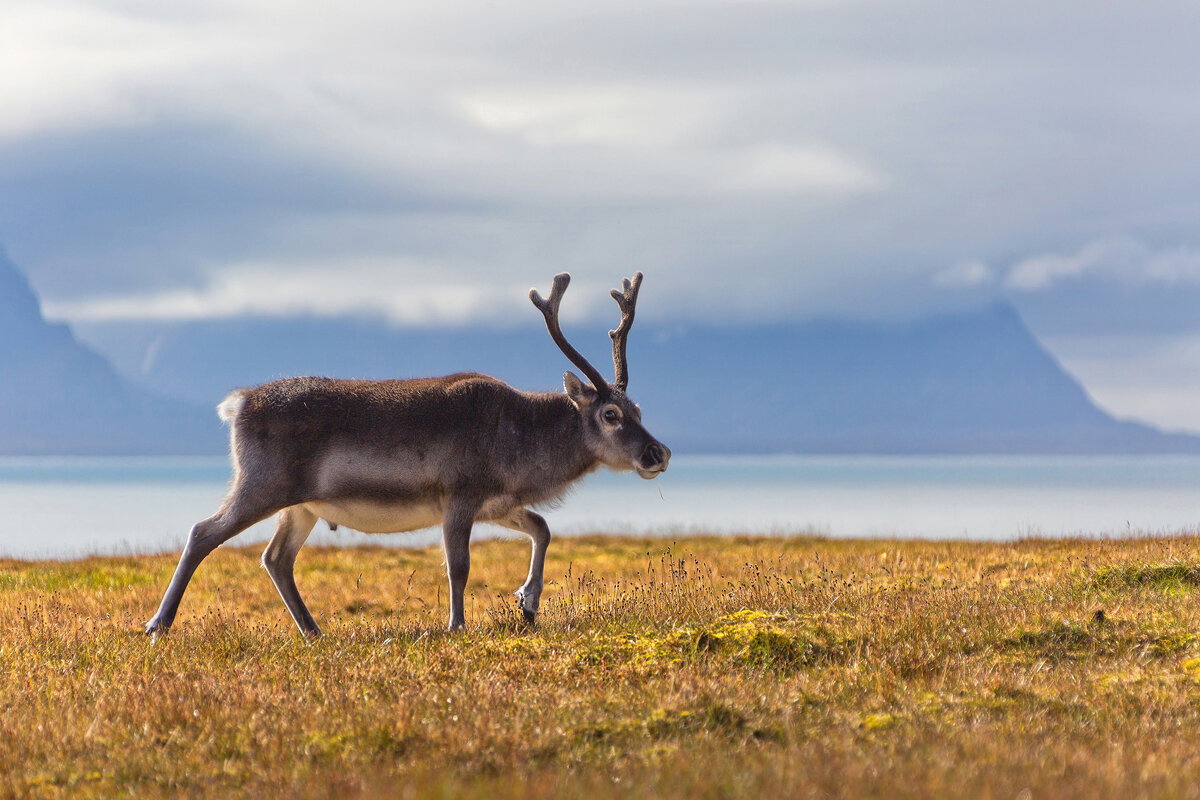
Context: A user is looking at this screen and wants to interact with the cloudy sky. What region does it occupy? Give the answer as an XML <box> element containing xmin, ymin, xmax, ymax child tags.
<box><xmin>4</xmin><ymin>1</ymin><xmax>1200</xmax><ymax>429</ymax></box>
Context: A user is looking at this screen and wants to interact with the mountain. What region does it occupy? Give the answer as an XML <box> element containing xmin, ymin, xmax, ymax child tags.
<box><xmin>74</xmin><ymin>299</ymin><xmax>1200</xmax><ymax>455</ymax></box>
<box><xmin>0</xmin><ymin>249</ymin><xmax>221</xmax><ymax>454</ymax></box>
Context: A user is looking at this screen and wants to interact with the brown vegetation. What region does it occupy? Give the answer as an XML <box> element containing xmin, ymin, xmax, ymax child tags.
<box><xmin>3</xmin><ymin>534</ymin><xmax>1200</xmax><ymax>798</ymax></box>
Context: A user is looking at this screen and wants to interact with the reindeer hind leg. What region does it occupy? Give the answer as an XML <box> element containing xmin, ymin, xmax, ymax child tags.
<box><xmin>262</xmin><ymin>505</ymin><xmax>321</xmax><ymax>638</ymax></box>
<box><xmin>144</xmin><ymin>479</ymin><xmax>284</xmax><ymax>638</ymax></box>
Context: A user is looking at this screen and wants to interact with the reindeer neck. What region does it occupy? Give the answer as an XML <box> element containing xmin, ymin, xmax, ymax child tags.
<box><xmin>517</xmin><ymin>392</ymin><xmax>600</xmax><ymax>493</ymax></box>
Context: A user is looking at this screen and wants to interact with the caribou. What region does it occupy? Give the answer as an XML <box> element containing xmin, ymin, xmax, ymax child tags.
<box><xmin>144</xmin><ymin>272</ymin><xmax>670</xmax><ymax>637</ymax></box>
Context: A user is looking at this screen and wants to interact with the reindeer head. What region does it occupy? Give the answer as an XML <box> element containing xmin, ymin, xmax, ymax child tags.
<box><xmin>530</xmin><ymin>272</ymin><xmax>671</xmax><ymax>479</ymax></box>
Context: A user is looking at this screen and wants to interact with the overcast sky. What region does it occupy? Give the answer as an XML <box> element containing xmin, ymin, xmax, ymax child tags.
<box><xmin>4</xmin><ymin>1</ymin><xmax>1200</xmax><ymax>429</ymax></box>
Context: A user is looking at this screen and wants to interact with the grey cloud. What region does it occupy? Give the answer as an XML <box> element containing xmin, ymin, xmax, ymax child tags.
<box><xmin>3</xmin><ymin>0</ymin><xmax>1200</xmax><ymax>331</ymax></box>
<box><xmin>0</xmin><ymin>124</ymin><xmax>474</xmax><ymax>299</ymax></box>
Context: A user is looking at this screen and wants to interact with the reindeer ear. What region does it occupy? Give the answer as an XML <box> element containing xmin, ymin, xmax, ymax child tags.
<box><xmin>563</xmin><ymin>371</ymin><xmax>598</xmax><ymax>409</ymax></box>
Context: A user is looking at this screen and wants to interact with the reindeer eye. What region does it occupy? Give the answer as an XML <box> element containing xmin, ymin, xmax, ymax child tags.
<box><xmin>602</xmin><ymin>408</ymin><xmax>621</xmax><ymax>424</ymax></box>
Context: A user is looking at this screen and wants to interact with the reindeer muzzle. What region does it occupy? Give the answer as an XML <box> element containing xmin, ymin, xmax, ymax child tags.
<box><xmin>637</xmin><ymin>441</ymin><xmax>670</xmax><ymax>477</ymax></box>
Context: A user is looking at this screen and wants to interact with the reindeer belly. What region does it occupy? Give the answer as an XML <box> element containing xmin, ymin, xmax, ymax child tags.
<box><xmin>302</xmin><ymin>500</ymin><xmax>443</xmax><ymax>534</ymax></box>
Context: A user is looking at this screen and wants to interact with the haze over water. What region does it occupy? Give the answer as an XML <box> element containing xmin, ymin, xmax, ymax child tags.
<box><xmin>4</xmin><ymin>455</ymin><xmax>1199</xmax><ymax>560</ymax></box>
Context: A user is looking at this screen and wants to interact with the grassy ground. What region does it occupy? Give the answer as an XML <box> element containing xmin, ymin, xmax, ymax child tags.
<box><xmin>4</xmin><ymin>533</ymin><xmax>1200</xmax><ymax>798</ymax></box>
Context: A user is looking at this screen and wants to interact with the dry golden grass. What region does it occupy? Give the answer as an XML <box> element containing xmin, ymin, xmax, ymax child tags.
<box><xmin>4</xmin><ymin>533</ymin><xmax>1200</xmax><ymax>799</ymax></box>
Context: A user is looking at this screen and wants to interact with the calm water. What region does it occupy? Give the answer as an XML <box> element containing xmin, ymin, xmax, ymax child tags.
<box><xmin>2</xmin><ymin>455</ymin><xmax>1200</xmax><ymax>559</ymax></box>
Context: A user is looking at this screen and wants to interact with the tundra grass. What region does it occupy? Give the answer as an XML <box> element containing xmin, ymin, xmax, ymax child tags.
<box><xmin>4</xmin><ymin>534</ymin><xmax>1200</xmax><ymax>799</ymax></box>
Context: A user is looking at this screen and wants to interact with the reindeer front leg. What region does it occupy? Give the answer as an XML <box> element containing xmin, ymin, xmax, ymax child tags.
<box><xmin>499</xmin><ymin>508</ymin><xmax>551</xmax><ymax>624</ymax></box>
<box><xmin>441</xmin><ymin>499</ymin><xmax>479</xmax><ymax>631</ymax></box>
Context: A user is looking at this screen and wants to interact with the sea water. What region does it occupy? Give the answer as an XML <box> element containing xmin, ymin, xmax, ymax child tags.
<box><xmin>2</xmin><ymin>455</ymin><xmax>1199</xmax><ymax>559</ymax></box>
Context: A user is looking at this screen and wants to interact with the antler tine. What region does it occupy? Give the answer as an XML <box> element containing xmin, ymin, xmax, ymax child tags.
<box><xmin>608</xmin><ymin>271</ymin><xmax>643</xmax><ymax>393</ymax></box>
<box><xmin>530</xmin><ymin>273</ymin><xmax>611</xmax><ymax>394</ymax></box>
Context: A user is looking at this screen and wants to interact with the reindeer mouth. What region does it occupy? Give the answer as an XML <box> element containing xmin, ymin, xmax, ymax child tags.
<box><xmin>635</xmin><ymin>463</ymin><xmax>667</xmax><ymax>479</ymax></box>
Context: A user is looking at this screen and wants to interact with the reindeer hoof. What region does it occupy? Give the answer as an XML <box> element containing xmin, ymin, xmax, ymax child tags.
<box><xmin>143</xmin><ymin>617</ymin><xmax>169</xmax><ymax>640</ymax></box>
<box><xmin>514</xmin><ymin>589</ymin><xmax>538</xmax><ymax>625</ymax></box>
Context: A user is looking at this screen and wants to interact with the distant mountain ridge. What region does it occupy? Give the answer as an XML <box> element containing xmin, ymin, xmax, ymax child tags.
<box><xmin>5</xmin><ymin>247</ymin><xmax>1196</xmax><ymax>454</ymax></box>
<box><xmin>0</xmin><ymin>249</ymin><xmax>221</xmax><ymax>454</ymax></box>
<box><xmin>73</xmin><ymin>292</ymin><xmax>1200</xmax><ymax>455</ymax></box>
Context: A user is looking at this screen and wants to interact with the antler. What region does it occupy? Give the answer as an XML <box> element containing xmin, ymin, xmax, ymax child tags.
<box><xmin>530</xmin><ymin>273</ymin><xmax>610</xmax><ymax>395</ymax></box>
<box><xmin>608</xmin><ymin>272</ymin><xmax>643</xmax><ymax>393</ymax></box>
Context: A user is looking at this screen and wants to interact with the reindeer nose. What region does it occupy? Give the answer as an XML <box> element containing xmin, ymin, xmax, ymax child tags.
<box><xmin>642</xmin><ymin>442</ymin><xmax>670</xmax><ymax>471</ymax></box>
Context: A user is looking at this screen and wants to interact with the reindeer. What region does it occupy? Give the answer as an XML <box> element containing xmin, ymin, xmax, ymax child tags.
<box><xmin>144</xmin><ymin>272</ymin><xmax>670</xmax><ymax>637</ymax></box>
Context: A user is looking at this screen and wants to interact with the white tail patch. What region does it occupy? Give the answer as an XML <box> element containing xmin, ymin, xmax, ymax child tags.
<box><xmin>216</xmin><ymin>390</ymin><xmax>248</xmax><ymax>424</ymax></box>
